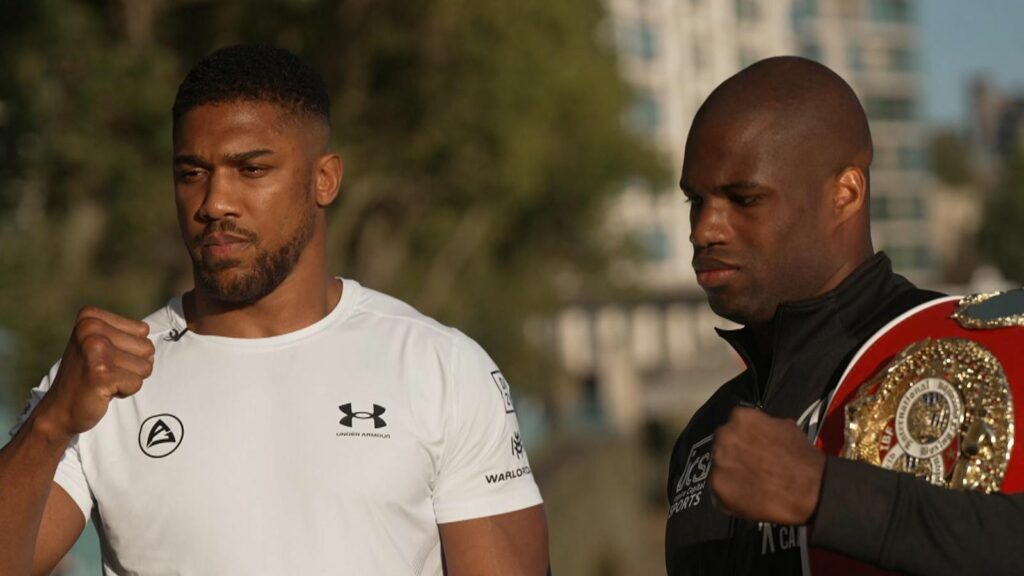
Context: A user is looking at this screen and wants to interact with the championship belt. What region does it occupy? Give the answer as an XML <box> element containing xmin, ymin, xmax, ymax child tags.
<box><xmin>808</xmin><ymin>290</ymin><xmax>1024</xmax><ymax>575</ymax></box>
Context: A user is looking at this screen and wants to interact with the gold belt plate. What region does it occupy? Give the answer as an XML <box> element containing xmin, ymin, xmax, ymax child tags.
<box><xmin>842</xmin><ymin>338</ymin><xmax>1014</xmax><ymax>492</ymax></box>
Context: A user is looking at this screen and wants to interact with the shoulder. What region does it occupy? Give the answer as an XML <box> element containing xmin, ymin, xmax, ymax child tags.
<box><xmin>350</xmin><ymin>282</ymin><xmax>456</xmax><ymax>335</ymax></box>
<box><xmin>854</xmin><ymin>282</ymin><xmax>947</xmax><ymax>342</ymax></box>
<box><xmin>345</xmin><ymin>281</ymin><xmax>476</xmax><ymax>357</ymax></box>
<box><xmin>141</xmin><ymin>296</ymin><xmax>187</xmax><ymax>343</ymax></box>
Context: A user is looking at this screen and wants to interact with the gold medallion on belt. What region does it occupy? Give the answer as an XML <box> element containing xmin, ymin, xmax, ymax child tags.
<box><xmin>841</xmin><ymin>292</ymin><xmax>1022</xmax><ymax>493</ymax></box>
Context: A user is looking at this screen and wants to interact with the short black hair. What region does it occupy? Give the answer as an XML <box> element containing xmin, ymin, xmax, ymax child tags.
<box><xmin>172</xmin><ymin>44</ymin><xmax>330</xmax><ymax>127</ymax></box>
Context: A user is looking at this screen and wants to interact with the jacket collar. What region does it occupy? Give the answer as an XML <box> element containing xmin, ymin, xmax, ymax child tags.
<box><xmin>715</xmin><ymin>252</ymin><xmax>900</xmax><ymax>379</ymax></box>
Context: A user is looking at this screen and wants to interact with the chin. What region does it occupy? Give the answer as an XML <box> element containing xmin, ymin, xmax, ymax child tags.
<box><xmin>707</xmin><ymin>297</ymin><xmax>771</xmax><ymax>326</ymax></box>
<box><xmin>195</xmin><ymin>266</ymin><xmax>269</xmax><ymax>305</ymax></box>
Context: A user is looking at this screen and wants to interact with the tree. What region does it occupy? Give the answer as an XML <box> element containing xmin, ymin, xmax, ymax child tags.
<box><xmin>0</xmin><ymin>0</ymin><xmax>667</xmax><ymax>398</ymax></box>
<box><xmin>930</xmin><ymin>129</ymin><xmax>973</xmax><ymax>187</ymax></box>
<box><xmin>977</xmin><ymin>151</ymin><xmax>1024</xmax><ymax>283</ymax></box>
<box><xmin>0</xmin><ymin>0</ymin><xmax>185</xmax><ymax>394</ymax></box>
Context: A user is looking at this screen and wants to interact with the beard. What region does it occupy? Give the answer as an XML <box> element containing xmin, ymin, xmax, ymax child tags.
<box><xmin>189</xmin><ymin>206</ymin><xmax>317</xmax><ymax>307</ymax></box>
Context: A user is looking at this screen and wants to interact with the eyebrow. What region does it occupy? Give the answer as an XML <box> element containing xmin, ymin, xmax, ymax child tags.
<box><xmin>679</xmin><ymin>180</ymin><xmax>760</xmax><ymax>195</ymax></box>
<box><xmin>225</xmin><ymin>149</ymin><xmax>274</xmax><ymax>164</ymax></box>
<box><xmin>173</xmin><ymin>149</ymin><xmax>275</xmax><ymax>167</ymax></box>
<box><xmin>720</xmin><ymin>181</ymin><xmax>759</xmax><ymax>192</ymax></box>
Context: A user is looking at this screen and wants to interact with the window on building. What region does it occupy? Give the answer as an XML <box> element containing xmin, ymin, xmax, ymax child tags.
<box><xmin>800</xmin><ymin>42</ymin><xmax>821</xmax><ymax>62</ymax></box>
<box><xmin>792</xmin><ymin>0</ymin><xmax>817</xmax><ymax>21</ymax></box>
<box><xmin>889</xmin><ymin>48</ymin><xmax>916</xmax><ymax>71</ymax></box>
<box><xmin>874</xmin><ymin>194</ymin><xmax>927</xmax><ymax>220</ymax></box>
<box><xmin>639</xmin><ymin>23</ymin><xmax>657</xmax><ymax>60</ymax></box>
<box><xmin>640</xmin><ymin>228</ymin><xmax>671</xmax><ymax>262</ymax></box>
<box><xmin>865</xmin><ymin>96</ymin><xmax>915</xmax><ymax>120</ymax></box>
<box><xmin>870</xmin><ymin>0</ymin><xmax>913</xmax><ymax>23</ymax></box>
<box><xmin>888</xmin><ymin>245</ymin><xmax>931</xmax><ymax>271</ymax></box>
<box><xmin>615</xmin><ymin>21</ymin><xmax>658</xmax><ymax>61</ymax></box>
<box><xmin>870</xmin><ymin>195</ymin><xmax>889</xmax><ymax>219</ymax></box>
<box><xmin>848</xmin><ymin>44</ymin><xmax>863</xmax><ymax>71</ymax></box>
<box><xmin>910</xmin><ymin>195</ymin><xmax>926</xmax><ymax>219</ymax></box>
<box><xmin>736</xmin><ymin>0</ymin><xmax>761</xmax><ymax>21</ymax></box>
<box><xmin>627</xmin><ymin>91</ymin><xmax>661</xmax><ymax>135</ymax></box>
<box><xmin>898</xmin><ymin>147</ymin><xmax>928</xmax><ymax>170</ymax></box>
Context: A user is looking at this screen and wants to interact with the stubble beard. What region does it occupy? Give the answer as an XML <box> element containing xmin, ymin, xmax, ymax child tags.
<box><xmin>191</xmin><ymin>205</ymin><xmax>317</xmax><ymax>307</ymax></box>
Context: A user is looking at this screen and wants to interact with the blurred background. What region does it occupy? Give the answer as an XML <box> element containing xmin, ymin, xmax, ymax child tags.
<box><xmin>2</xmin><ymin>0</ymin><xmax>1023</xmax><ymax>574</ymax></box>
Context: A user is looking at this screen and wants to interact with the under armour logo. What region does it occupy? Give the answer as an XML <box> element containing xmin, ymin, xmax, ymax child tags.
<box><xmin>339</xmin><ymin>403</ymin><xmax>387</xmax><ymax>429</ymax></box>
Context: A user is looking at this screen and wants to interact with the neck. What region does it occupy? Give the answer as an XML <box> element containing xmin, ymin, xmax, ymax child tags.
<box><xmin>184</xmin><ymin>244</ymin><xmax>342</xmax><ymax>338</ymax></box>
<box><xmin>748</xmin><ymin>321</ymin><xmax>775</xmax><ymax>369</ymax></box>
<box><xmin>817</xmin><ymin>245</ymin><xmax>873</xmax><ymax>297</ymax></box>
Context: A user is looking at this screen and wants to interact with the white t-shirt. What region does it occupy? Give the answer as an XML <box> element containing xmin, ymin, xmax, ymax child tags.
<box><xmin>13</xmin><ymin>279</ymin><xmax>542</xmax><ymax>575</ymax></box>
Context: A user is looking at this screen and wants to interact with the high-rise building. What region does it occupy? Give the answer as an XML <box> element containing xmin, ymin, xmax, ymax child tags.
<box><xmin>607</xmin><ymin>0</ymin><xmax>933</xmax><ymax>290</ymax></box>
<box><xmin>606</xmin><ymin>0</ymin><xmax>795</xmax><ymax>290</ymax></box>
<box><xmin>555</xmin><ymin>0</ymin><xmax>935</xmax><ymax>434</ymax></box>
<box><xmin>792</xmin><ymin>0</ymin><xmax>932</xmax><ymax>280</ymax></box>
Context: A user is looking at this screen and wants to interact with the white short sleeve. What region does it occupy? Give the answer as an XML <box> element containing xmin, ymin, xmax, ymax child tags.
<box><xmin>432</xmin><ymin>333</ymin><xmax>543</xmax><ymax>524</ymax></box>
<box><xmin>8</xmin><ymin>363</ymin><xmax>94</xmax><ymax>521</ymax></box>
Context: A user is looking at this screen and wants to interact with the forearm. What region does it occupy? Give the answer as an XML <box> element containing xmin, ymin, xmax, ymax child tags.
<box><xmin>440</xmin><ymin>505</ymin><xmax>549</xmax><ymax>576</ymax></box>
<box><xmin>0</xmin><ymin>410</ymin><xmax>72</xmax><ymax>575</ymax></box>
<box><xmin>811</xmin><ymin>456</ymin><xmax>1024</xmax><ymax>576</ymax></box>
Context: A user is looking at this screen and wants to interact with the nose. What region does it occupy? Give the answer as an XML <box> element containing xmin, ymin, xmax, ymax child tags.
<box><xmin>197</xmin><ymin>171</ymin><xmax>241</xmax><ymax>222</ymax></box>
<box><xmin>689</xmin><ymin>197</ymin><xmax>730</xmax><ymax>249</ymax></box>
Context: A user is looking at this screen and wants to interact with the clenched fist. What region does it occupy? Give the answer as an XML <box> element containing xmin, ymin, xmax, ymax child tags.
<box><xmin>34</xmin><ymin>307</ymin><xmax>155</xmax><ymax>440</ymax></box>
<box><xmin>710</xmin><ymin>407</ymin><xmax>826</xmax><ymax>526</ymax></box>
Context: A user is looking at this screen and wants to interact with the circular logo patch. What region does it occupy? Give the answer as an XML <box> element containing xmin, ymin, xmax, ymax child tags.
<box><xmin>138</xmin><ymin>414</ymin><xmax>184</xmax><ymax>458</ymax></box>
<box><xmin>895</xmin><ymin>377</ymin><xmax>964</xmax><ymax>459</ymax></box>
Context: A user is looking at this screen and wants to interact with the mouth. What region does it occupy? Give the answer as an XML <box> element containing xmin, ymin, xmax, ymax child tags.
<box><xmin>693</xmin><ymin>257</ymin><xmax>740</xmax><ymax>289</ymax></box>
<box><xmin>200</xmin><ymin>233</ymin><xmax>252</xmax><ymax>261</ymax></box>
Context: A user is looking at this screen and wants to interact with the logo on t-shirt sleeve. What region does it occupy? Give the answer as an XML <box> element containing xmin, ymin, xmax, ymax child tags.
<box><xmin>491</xmin><ymin>371</ymin><xmax>515</xmax><ymax>413</ymax></box>
<box><xmin>511</xmin><ymin>431</ymin><xmax>525</xmax><ymax>459</ymax></box>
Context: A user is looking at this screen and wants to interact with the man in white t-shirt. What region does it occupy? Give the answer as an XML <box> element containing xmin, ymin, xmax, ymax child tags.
<box><xmin>0</xmin><ymin>44</ymin><xmax>548</xmax><ymax>575</ymax></box>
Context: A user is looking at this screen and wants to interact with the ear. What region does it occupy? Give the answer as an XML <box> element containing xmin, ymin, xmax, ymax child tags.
<box><xmin>832</xmin><ymin>166</ymin><xmax>867</xmax><ymax>226</ymax></box>
<box><xmin>314</xmin><ymin>152</ymin><xmax>343</xmax><ymax>208</ymax></box>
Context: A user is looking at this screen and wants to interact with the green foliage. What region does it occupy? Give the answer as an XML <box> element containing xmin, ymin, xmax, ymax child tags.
<box><xmin>0</xmin><ymin>0</ymin><xmax>667</xmax><ymax>396</ymax></box>
<box><xmin>929</xmin><ymin>130</ymin><xmax>973</xmax><ymax>187</ymax></box>
<box><xmin>0</xmin><ymin>1</ymin><xmax>186</xmax><ymax>391</ymax></box>
<box><xmin>978</xmin><ymin>152</ymin><xmax>1024</xmax><ymax>283</ymax></box>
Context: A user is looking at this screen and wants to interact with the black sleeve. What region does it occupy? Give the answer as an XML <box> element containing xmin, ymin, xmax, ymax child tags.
<box><xmin>810</xmin><ymin>456</ymin><xmax>1024</xmax><ymax>576</ymax></box>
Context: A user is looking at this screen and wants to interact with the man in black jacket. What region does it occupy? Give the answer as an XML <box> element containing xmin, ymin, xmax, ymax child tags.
<box><xmin>666</xmin><ymin>56</ymin><xmax>1024</xmax><ymax>575</ymax></box>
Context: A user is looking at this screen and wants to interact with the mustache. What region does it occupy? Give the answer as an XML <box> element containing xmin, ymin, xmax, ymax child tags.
<box><xmin>192</xmin><ymin>220</ymin><xmax>260</xmax><ymax>247</ymax></box>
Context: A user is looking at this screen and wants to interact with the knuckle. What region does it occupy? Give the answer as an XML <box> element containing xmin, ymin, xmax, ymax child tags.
<box><xmin>87</xmin><ymin>359</ymin><xmax>111</xmax><ymax>378</ymax></box>
<box><xmin>75</xmin><ymin>316</ymin><xmax>106</xmax><ymax>337</ymax></box>
<box><xmin>80</xmin><ymin>334</ymin><xmax>111</xmax><ymax>357</ymax></box>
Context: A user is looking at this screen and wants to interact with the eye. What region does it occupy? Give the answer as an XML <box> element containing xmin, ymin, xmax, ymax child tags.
<box><xmin>729</xmin><ymin>194</ymin><xmax>762</xmax><ymax>207</ymax></box>
<box><xmin>683</xmin><ymin>193</ymin><xmax>703</xmax><ymax>206</ymax></box>
<box><xmin>240</xmin><ymin>165</ymin><xmax>268</xmax><ymax>177</ymax></box>
<box><xmin>175</xmin><ymin>168</ymin><xmax>206</xmax><ymax>183</ymax></box>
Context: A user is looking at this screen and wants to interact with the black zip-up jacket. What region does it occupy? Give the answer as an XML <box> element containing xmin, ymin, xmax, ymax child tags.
<box><xmin>664</xmin><ymin>253</ymin><xmax>1024</xmax><ymax>575</ymax></box>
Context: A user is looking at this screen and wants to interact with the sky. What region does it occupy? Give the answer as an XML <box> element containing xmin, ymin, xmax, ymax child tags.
<box><xmin>920</xmin><ymin>0</ymin><xmax>1024</xmax><ymax>125</ymax></box>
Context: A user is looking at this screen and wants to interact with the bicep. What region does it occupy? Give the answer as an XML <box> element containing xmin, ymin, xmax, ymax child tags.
<box><xmin>32</xmin><ymin>483</ymin><xmax>85</xmax><ymax>576</ymax></box>
<box><xmin>439</xmin><ymin>505</ymin><xmax>549</xmax><ymax>576</ymax></box>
